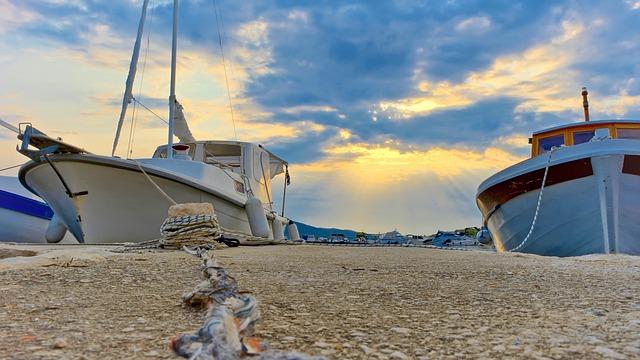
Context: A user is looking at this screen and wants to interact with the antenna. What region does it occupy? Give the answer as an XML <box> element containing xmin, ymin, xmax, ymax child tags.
<box><xmin>581</xmin><ymin>87</ymin><xmax>590</xmax><ymax>122</ymax></box>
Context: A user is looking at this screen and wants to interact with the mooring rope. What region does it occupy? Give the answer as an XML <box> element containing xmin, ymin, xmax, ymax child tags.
<box><xmin>131</xmin><ymin>159</ymin><xmax>178</xmax><ymax>205</ymax></box>
<box><xmin>172</xmin><ymin>247</ymin><xmax>324</xmax><ymax>359</ymax></box>
<box><xmin>509</xmin><ymin>147</ymin><xmax>558</xmax><ymax>253</ymax></box>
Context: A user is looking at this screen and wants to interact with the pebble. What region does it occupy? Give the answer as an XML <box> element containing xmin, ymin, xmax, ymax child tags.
<box><xmin>53</xmin><ymin>337</ymin><xmax>67</xmax><ymax>349</ymax></box>
<box><xmin>390</xmin><ymin>327</ymin><xmax>411</xmax><ymax>334</ymax></box>
<box><xmin>389</xmin><ymin>350</ymin><xmax>409</xmax><ymax>359</ymax></box>
<box><xmin>360</xmin><ymin>345</ymin><xmax>375</xmax><ymax>355</ymax></box>
<box><xmin>313</xmin><ymin>341</ymin><xmax>331</xmax><ymax>348</ymax></box>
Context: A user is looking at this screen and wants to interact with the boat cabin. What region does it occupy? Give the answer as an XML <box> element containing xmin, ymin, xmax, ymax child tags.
<box><xmin>530</xmin><ymin>120</ymin><xmax>640</xmax><ymax>157</ymax></box>
<box><xmin>151</xmin><ymin>141</ymin><xmax>288</xmax><ymax>207</ymax></box>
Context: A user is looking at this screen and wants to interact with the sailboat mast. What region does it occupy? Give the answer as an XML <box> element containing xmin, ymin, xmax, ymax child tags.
<box><xmin>111</xmin><ymin>0</ymin><xmax>149</xmax><ymax>157</ymax></box>
<box><xmin>167</xmin><ymin>0</ymin><xmax>179</xmax><ymax>159</ymax></box>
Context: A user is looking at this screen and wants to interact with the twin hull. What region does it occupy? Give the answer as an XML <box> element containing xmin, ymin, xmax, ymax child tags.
<box><xmin>477</xmin><ymin>140</ymin><xmax>640</xmax><ymax>256</ymax></box>
<box><xmin>0</xmin><ymin>207</ymin><xmax>49</xmax><ymax>243</ymax></box>
<box><xmin>20</xmin><ymin>156</ymin><xmax>279</xmax><ymax>245</ymax></box>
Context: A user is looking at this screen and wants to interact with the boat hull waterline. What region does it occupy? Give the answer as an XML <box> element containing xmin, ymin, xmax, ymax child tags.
<box><xmin>477</xmin><ymin>139</ymin><xmax>640</xmax><ymax>256</ymax></box>
<box><xmin>20</xmin><ymin>155</ymin><xmax>286</xmax><ymax>245</ymax></box>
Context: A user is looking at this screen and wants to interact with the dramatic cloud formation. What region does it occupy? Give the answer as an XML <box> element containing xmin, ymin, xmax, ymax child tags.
<box><xmin>1</xmin><ymin>0</ymin><xmax>639</xmax><ymax>234</ymax></box>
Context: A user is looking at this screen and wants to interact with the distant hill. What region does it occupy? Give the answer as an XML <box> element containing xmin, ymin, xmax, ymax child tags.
<box><xmin>292</xmin><ymin>221</ymin><xmax>358</xmax><ymax>239</ymax></box>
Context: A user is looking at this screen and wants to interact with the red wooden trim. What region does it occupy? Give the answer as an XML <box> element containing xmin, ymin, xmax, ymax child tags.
<box><xmin>477</xmin><ymin>158</ymin><xmax>593</xmax><ymax>216</ymax></box>
<box><xmin>622</xmin><ymin>155</ymin><xmax>640</xmax><ymax>175</ymax></box>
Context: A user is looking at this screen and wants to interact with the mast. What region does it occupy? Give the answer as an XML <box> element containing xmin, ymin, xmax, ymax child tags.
<box><xmin>167</xmin><ymin>0</ymin><xmax>179</xmax><ymax>159</ymax></box>
<box><xmin>111</xmin><ymin>0</ymin><xmax>149</xmax><ymax>157</ymax></box>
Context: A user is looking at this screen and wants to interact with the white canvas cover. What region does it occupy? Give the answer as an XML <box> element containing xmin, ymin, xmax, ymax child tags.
<box><xmin>174</xmin><ymin>100</ymin><xmax>196</xmax><ymax>143</ymax></box>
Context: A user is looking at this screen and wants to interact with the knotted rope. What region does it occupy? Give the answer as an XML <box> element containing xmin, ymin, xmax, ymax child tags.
<box><xmin>172</xmin><ymin>248</ymin><xmax>325</xmax><ymax>360</ymax></box>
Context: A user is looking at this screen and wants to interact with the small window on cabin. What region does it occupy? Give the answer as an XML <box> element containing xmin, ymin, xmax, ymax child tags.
<box><xmin>573</xmin><ymin>130</ymin><xmax>595</xmax><ymax>145</ymax></box>
<box><xmin>538</xmin><ymin>134</ymin><xmax>564</xmax><ymax>155</ymax></box>
<box><xmin>203</xmin><ymin>144</ymin><xmax>242</xmax><ymax>172</ymax></box>
<box><xmin>617</xmin><ymin>128</ymin><xmax>640</xmax><ymax>140</ymax></box>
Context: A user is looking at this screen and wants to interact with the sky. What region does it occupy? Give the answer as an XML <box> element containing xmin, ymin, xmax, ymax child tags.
<box><xmin>1</xmin><ymin>0</ymin><xmax>640</xmax><ymax>234</ymax></box>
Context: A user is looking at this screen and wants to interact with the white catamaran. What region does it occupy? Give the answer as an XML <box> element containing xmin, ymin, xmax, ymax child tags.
<box><xmin>12</xmin><ymin>0</ymin><xmax>300</xmax><ymax>245</ymax></box>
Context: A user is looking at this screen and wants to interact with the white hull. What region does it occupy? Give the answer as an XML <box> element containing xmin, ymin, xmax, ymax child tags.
<box><xmin>20</xmin><ymin>154</ymin><xmax>286</xmax><ymax>245</ymax></box>
<box><xmin>0</xmin><ymin>208</ymin><xmax>49</xmax><ymax>243</ymax></box>
<box><xmin>477</xmin><ymin>139</ymin><xmax>640</xmax><ymax>256</ymax></box>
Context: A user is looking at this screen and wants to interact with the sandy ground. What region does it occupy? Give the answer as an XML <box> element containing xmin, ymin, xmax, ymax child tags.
<box><xmin>1</xmin><ymin>244</ymin><xmax>640</xmax><ymax>359</ymax></box>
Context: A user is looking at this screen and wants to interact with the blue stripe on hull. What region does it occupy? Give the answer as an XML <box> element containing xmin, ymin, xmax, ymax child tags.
<box><xmin>0</xmin><ymin>189</ymin><xmax>53</xmax><ymax>220</ymax></box>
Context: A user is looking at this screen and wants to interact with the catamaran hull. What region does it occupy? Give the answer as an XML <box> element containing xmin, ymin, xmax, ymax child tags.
<box><xmin>0</xmin><ymin>208</ymin><xmax>49</xmax><ymax>243</ymax></box>
<box><xmin>19</xmin><ymin>156</ymin><xmax>278</xmax><ymax>245</ymax></box>
<box><xmin>477</xmin><ymin>140</ymin><xmax>640</xmax><ymax>256</ymax></box>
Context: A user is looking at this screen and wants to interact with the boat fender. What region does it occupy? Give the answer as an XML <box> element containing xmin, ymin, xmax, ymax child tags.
<box><xmin>476</xmin><ymin>228</ymin><xmax>493</xmax><ymax>245</ymax></box>
<box><xmin>246</xmin><ymin>196</ymin><xmax>270</xmax><ymax>238</ymax></box>
<box><xmin>272</xmin><ymin>219</ymin><xmax>285</xmax><ymax>241</ymax></box>
<box><xmin>45</xmin><ymin>214</ymin><xmax>67</xmax><ymax>243</ymax></box>
<box><xmin>287</xmin><ymin>221</ymin><xmax>301</xmax><ymax>241</ymax></box>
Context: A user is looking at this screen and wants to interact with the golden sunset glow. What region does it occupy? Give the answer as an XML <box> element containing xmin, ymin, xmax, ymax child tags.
<box><xmin>1</xmin><ymin>1</ymin><xmax>639</xmax><ymax>234</ymax></box>
<box><xmin>377</xmin><ymin>19</ymin><xmax>595</xmax><ymax>118</ymax></box>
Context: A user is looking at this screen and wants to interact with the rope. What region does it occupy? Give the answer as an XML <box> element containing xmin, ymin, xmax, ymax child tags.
<box><xmin>114</xmin><ymin>209</ymin><xmax>268</xmax><ymax>252</ymax></box>
<box><xmin>131</xmin><ymin>159</ymin><xmax>177</xmax><ymax>205</ymax></box>
<box><xmin>0</xmin><ymin>164</ymin><xmax>22</xmax><ymax>172</ymax></box>
<box><xmin>508</xmin><ymin>147</ymin><xmax>558</xmax><ymax>253</ymax></box>
<box><xmin>212</xmin><ymin>0</ymin><xmax>238</xmax><ymax>140</ymax></box>
<box><xmin>172</xmin><ymin>247</ymin><xmax>324</xmax><ymax>359</ymax></box>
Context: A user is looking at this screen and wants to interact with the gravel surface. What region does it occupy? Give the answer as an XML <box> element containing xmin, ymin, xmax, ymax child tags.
<box><xmin>1</xmin><ymin>245</ymin><xmax>640</xmax><ymax>359</ymax></box>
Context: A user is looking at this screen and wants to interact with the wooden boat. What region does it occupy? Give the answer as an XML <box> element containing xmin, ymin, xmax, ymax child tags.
<box><xmin>476</xmin><ymin>89</ymin><xmax>640</xmax><ymax>256</ymax></box>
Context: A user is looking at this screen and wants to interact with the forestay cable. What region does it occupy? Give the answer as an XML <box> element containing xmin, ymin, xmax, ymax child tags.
<box><xmin>212</xmin><ymin>0</ymin><xmax>238</xmax><ymax>140</ymax></box>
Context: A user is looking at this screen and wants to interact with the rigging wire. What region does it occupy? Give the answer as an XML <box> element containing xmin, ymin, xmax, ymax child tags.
<box><xmin>212</xmin><ymin>0</ymin><xmax>238</xmax><ymax>140</ymax></box>
<box><xmin>0</xmin><ymin>164</ymin><xmax>22</xmax><ymax>172</ymax></box>
<box><xmin>132</xmin><ymin>97</ymin><xmax>169</xmax><ymax>124</ymax></box>
<box><xmin>126</xmin><ymin>0</ymin><xmax>156</xmax><ymax>158</ymax></box>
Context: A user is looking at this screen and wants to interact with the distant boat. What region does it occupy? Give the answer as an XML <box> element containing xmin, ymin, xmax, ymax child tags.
<box><xmin>0</xmin><ymin>176</ymin><xmax>63</xmax><ymax>243</ymax></box>
<box><xmin>430</xmin><ymin>231</ymin><xmax>477</xmax><ymax>247</ymax></box>
<box><xmin>12</xmin><ymin>0</ymin><xmax>299</xmax><ymax>245</ymax></box>
<box><xmin>379</xmin><ymin>230</ymin><xmax>407</xmax><ymax>244</ymax></box>
<box><xmin>329</xmin><ymin>233</ymin><xmax>350</xmax><ymax>243</ymax></box>
<box><xmin>476</xmin><ymin>88</ymin><xmax>640</xmax><ymax>256</ymax></box>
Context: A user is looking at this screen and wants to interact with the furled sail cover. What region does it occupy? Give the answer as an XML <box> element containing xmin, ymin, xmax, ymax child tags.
<box><xmin>174</xmin><ymin>99</ymin><xmax>196</xmax><ymax>143</ymax></box>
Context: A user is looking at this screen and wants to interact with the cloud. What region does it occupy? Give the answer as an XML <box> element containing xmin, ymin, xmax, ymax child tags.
<box><xmin>455</xmin><ymin>16</ymin><xmax>492</xmax><ymax>33</ymax></box>
<box><xmin>0</xmin><ymin>0</ymin><xmax>40</xmax><ymax>33</ymax></box>
<box><xmin>2</xmin><ymin>0</ymin><xmax>640</xmax><ymax>233</ymax></box>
